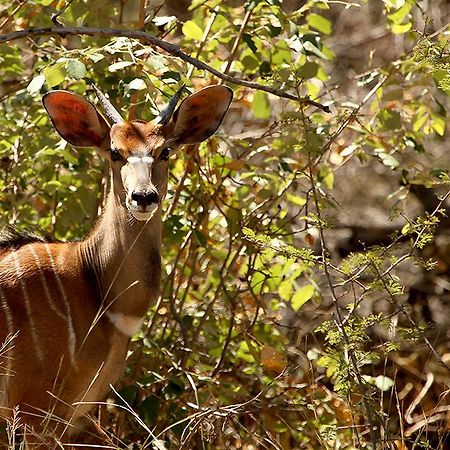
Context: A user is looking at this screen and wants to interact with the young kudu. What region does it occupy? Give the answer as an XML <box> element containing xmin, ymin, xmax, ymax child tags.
<box><xmin>0</xmin><ymin>84</ymin><xmax>232</xmax><ymax>445</ymax></box>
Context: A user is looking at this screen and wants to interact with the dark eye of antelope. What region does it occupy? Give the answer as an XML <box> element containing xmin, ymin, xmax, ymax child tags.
<box><xmin>110</xmin><ymin>147</ymin><xmax>123</xmax><ymax>162</ymax></box>
<box><xmin>159</xmin><ymin>147</ymin><xmax>172</xmax><ymax>161</ymax></box>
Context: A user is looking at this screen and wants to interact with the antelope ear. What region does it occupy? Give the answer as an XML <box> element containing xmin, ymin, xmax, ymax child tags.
<box><xmin>43</xmin><ymin>90</ymin><xmax>110</xmax><ymax>148</ymax></box>
<box><xmin>171</xmin><ymin>85</ymin><xmax>232</xmax><ymax>145</ymax></box>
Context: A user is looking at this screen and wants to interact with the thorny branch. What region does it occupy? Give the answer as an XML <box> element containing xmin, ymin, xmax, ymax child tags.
<box><xmin>0</xmin><ymin>26</ymin><xmax>331</xmax><ymax>113</ymax></box>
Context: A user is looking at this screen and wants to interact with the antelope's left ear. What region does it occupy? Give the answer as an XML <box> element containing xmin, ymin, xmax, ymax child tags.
<box><xmin>171</xmin><ymin>85</ymin><xmax>233</xmax><ymax>145</ymax></box>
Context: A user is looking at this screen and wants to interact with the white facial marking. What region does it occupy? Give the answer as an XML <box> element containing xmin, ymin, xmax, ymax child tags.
<box><xmin>106</xmin><ymin>311</ymin><xmax>144</xmax><ymax>337</ymax></box>
<box><xmin>127</xmin><ymin>156</ymin><xmax>141</xmax><ymax>164</ymax></box>
<box><xmin>127</xmin><ymin>156</ymin><xmax>154</xmax><ymax>164</ymax></box>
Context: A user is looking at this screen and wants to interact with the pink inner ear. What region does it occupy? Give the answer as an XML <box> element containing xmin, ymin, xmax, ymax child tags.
<box><xmin>187</xmin><ymin>87</ymin><xmax>231</xmax><ymax>110</ymax></box>
<box><xmin>43</xmin><ymin>91</ymin><xmax>108</xmax><ymax>148</ymax></box>
<box><xmin>173</xmin><ymin>86</ymin><xmax>233</xmax><ymax>144</ymax></box>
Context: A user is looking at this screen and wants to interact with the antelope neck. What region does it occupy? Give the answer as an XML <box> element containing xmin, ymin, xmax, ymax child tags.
<box><xmin>79</xmin><ymin>185</ymin><xmax>162</xmax><ymax>319</ymax></box>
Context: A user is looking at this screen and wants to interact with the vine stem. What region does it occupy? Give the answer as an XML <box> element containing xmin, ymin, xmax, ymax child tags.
<box><xmin>0</xmin><ymin>26</ymin><xmax>331</xmax><ymax>112</ymax></box>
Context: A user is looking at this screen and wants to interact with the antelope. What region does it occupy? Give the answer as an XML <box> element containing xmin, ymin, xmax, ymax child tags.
<box><xmin>0</xmin><ymin>83</ymin><xmax>232</xmax><ymax>446</ymax></box>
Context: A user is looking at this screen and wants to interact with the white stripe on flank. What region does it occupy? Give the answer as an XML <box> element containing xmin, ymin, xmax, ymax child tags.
<box><xmin>0</xmin><ymin>286</ymin><xmax>14</xmax><ymax>407</ymax></box>
<box><xmin>12</xmin><ymin>253</ymin><xmax>44</xmax><ymax>362</ymax></box>
<box><xmin>29</xmin><ymin>246</ymin><xmax>66</xmax><ymax>321</ymax></box>
<box><xmin>0</xmin><ymin>287</ymin><xmax>13</xmax><ymax>343</ymax></box>
<box><xmin>106</xmin><ymin>311</ymin><xmax>143</xmax><ymax>338</ymax></box>
<box><xmin>44</xmin><ymin>244</ymin><xmax>76</xmax><ymax>364</ymax></box>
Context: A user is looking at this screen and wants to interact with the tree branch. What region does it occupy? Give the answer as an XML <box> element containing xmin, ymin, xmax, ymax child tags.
<box><xmin>0</xmin><ymin>26</ymin><xmax>331</xmax><ymax>113</ymax></box>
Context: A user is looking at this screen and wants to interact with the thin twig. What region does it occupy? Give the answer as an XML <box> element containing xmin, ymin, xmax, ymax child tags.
<box><xmin>186</xmin><ymin>7</ymin><xmax>218</xmax><ymax>79</ymax></box>
<box><xmin>222</xmin><ymin>6</ymin><xmax>253</xmax><ymax>76</ymax></box>
<box><xmin>0</xmin><ymin>26</ymin><xmax>331</xmax><ymax>112</ymax></box>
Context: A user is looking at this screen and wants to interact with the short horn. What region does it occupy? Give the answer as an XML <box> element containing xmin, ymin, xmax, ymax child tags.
<box><xmin>157</xmin><ymin>84</ymin><xmax>186</xmax><ymax>125</ymax></box>
<box><xmin>92</xmin><ymin>84</ymin><xmax>124</xmax><ymax>125</ymax></box>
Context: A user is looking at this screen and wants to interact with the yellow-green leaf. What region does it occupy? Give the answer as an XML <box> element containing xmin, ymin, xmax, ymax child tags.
<box><xmin>252</xmin><ymin>91</ymin><xmax>271</xmax><ymax>119</ymax></box>
<box><xmin>308</xmin><ymin>13</ymin><xmax>332</xmax><ymax>35</ymax></box>
<box><xmin>44</xmin><ymin>64</ymin><xmax>66</xmax><ymax>88</ymax></box>
<box><xmin>182</xmin><ymin>20</ymin><xmax>203</xmax><ymax>40</ymax></box>
<box><xmin>286</xmin><ymin>193</ymin><xmax>307</xmax><ymax>206</ymax></box>
<box><xmin>291</xmin><ymin>285</ymin><xmax>314</xmax><ymax>311</ymax></box>
<box><xmin>431</xmin><ymin>113</ymin><xmax>445</xmax><ymax>136</ymax></box>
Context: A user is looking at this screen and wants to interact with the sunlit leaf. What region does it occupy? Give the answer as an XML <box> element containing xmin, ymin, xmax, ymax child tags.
<box><xmin>182</xmin><ymin>20</ymin><xmax>203</xmax><ymax>40</ymax></box>
<box><xmin>252</xmin><ymin>91</ymin><xmax>271</xmax><ymax>119</ymax></box>
<box><xmin>291</xmin><ymin>284</ymin><xmax>314</xmax><ymax>311</ymax></box>
<box><xmin>308</xmin><ymin>13</ymin><xmax>332</xmax><ymax>35</ymax></box>
<box><xmin>27</xmin><ymin>74</ymin><xmax>45</xmax><ymax>94</ymax></box>
<box><xmin>108</xmin><ymin>61</ymin><xmax>134</xmax><ymax>72</ymax></box>
<box><xmin>44</xmin><ymin>64</ymin><xmax>66</xmax><ymax>88</ymax></box>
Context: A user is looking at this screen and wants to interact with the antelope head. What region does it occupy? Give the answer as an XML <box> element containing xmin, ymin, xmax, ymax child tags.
<box><xmin>42</xmin><ymin>85</ymin><xmax>233</xmax><ymax>221</ymax></box>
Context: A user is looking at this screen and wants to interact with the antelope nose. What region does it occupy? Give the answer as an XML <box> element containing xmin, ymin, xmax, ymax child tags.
<box><xmin>131</xmin><ymin>190</ymin><xmax>159</xmax><ymax>207</ymax></box>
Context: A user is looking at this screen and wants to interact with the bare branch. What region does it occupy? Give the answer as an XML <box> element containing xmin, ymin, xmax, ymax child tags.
<box><xmin>0</xmin><ymin>26</ymin><xmax>331</xmax><ymax>113</ymax></box>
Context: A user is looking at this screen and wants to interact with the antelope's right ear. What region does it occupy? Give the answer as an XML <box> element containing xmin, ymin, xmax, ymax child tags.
<box><xmin>43</xmin><ymin>91</ymin><xmax>110</xmax><ymax>148</ymax></box>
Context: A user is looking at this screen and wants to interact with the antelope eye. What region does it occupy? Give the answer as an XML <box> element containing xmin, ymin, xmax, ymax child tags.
<box><xmin>160</xmin><ymin>147</ymin><xmax>172</xmax><ymax>161</ymax></box>
<box><xmin>110</xmin><ymin>147</ymin><xmax>123</xmax><ymax>162</ymax></box>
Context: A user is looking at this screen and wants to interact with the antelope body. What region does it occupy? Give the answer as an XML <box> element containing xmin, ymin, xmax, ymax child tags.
<box><xmin>0</xmin><ymin>84</ymin><xmax>232</xmax><ymax>445</ymax></box>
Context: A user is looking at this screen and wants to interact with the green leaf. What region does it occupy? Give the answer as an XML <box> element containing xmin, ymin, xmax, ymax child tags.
<box><xmin>162</xmin><ymin>378</ymin><xmax>185</xmax><ymax>399</ymax></box>
<box><xmin>236</xmin><ymin>341</ymin><xmax>256</xmax><ymax>363</ymax></box>
<box><xmin>251</xmin><ymin>271</ymin><xmax>266</xmax><ymax>295</ymax></box>
<box><xmin>140</xmin><ymin>395</ymin><xmax>160</xmax><ymax>426</ymax></box>
<box><xmin>378</xmin><ymin>109</ymin><xmax>401</xmax><ymax>130</ymax></box>
<box><xmin>182</xmin><ymin>20</ymin><xmax>203</xmax><ymax>40</ymax></box>
<box><xmin>243</xmin><ymin>33</ymin><xmax>257</xmax><ymax>53</ymax></box>
<box><xmin>387</xmin><ymin>3</ymin><xmax>410</xmax><ymax>23</ymax></box>
<box><xmin>44</xmin><ymin>64</ymin><xmax>66</xmax><ymax>88</ymax></box>
<box><xmin>193</xmin><ymin>229</ymin><xmax>207</xmax><ymax>246</ymax></box>
<box><xmin>252</xmin><ymin>91</ymin><xmax>271</xmax><ymax>119</ymax></box>
<box><xmin>278</xmin><ymin>279</ymin><xmax>294</xmax><ymax>301</ymax></box>
<box><xmin>60</xmin><ymin>150</ymin><xmax>78</xmax><ymax>165</ymax></box>
<box><xmin>297</xmin><ymin>62</ymin><xmax>319</xmax><ymax>79</ymax></box>
<box><xmin>308</xmin><ymin>13</ymin><xmax>332</xmax><ymax>35</ymax></box>
<box><xmin>431</xmin><ymin>113</ymin><xmax>445</xmax><ymax>136</ymax></box>
<box><xmin>291</xmin><ymin>285</ymin><xmax>314</xmax><ymax>311</ymax></box>
<box><xmin>392</xmin><ymin>22</ymin><xmax>412</xmax><ymax>34</ymax></box>
<box><xmin>66</xmin><ymin>59</ymin><xmax>86</xmax><ymax>79</ymax></box>
<box><xmin>286</xmin><ymin>193</ymin><xmax>306</xmax><ymax>206</ymax></box>
<box><xmin>317</xmin><ymin>166</ymin><xmax>334</xmax><ymax>189</ymax></box>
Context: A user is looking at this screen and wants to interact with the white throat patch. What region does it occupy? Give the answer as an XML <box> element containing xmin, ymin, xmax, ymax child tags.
<box><xmin>106</xmin><ymin>311</ymin><xmax>144</xmax><ymax>337</ymax></box>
